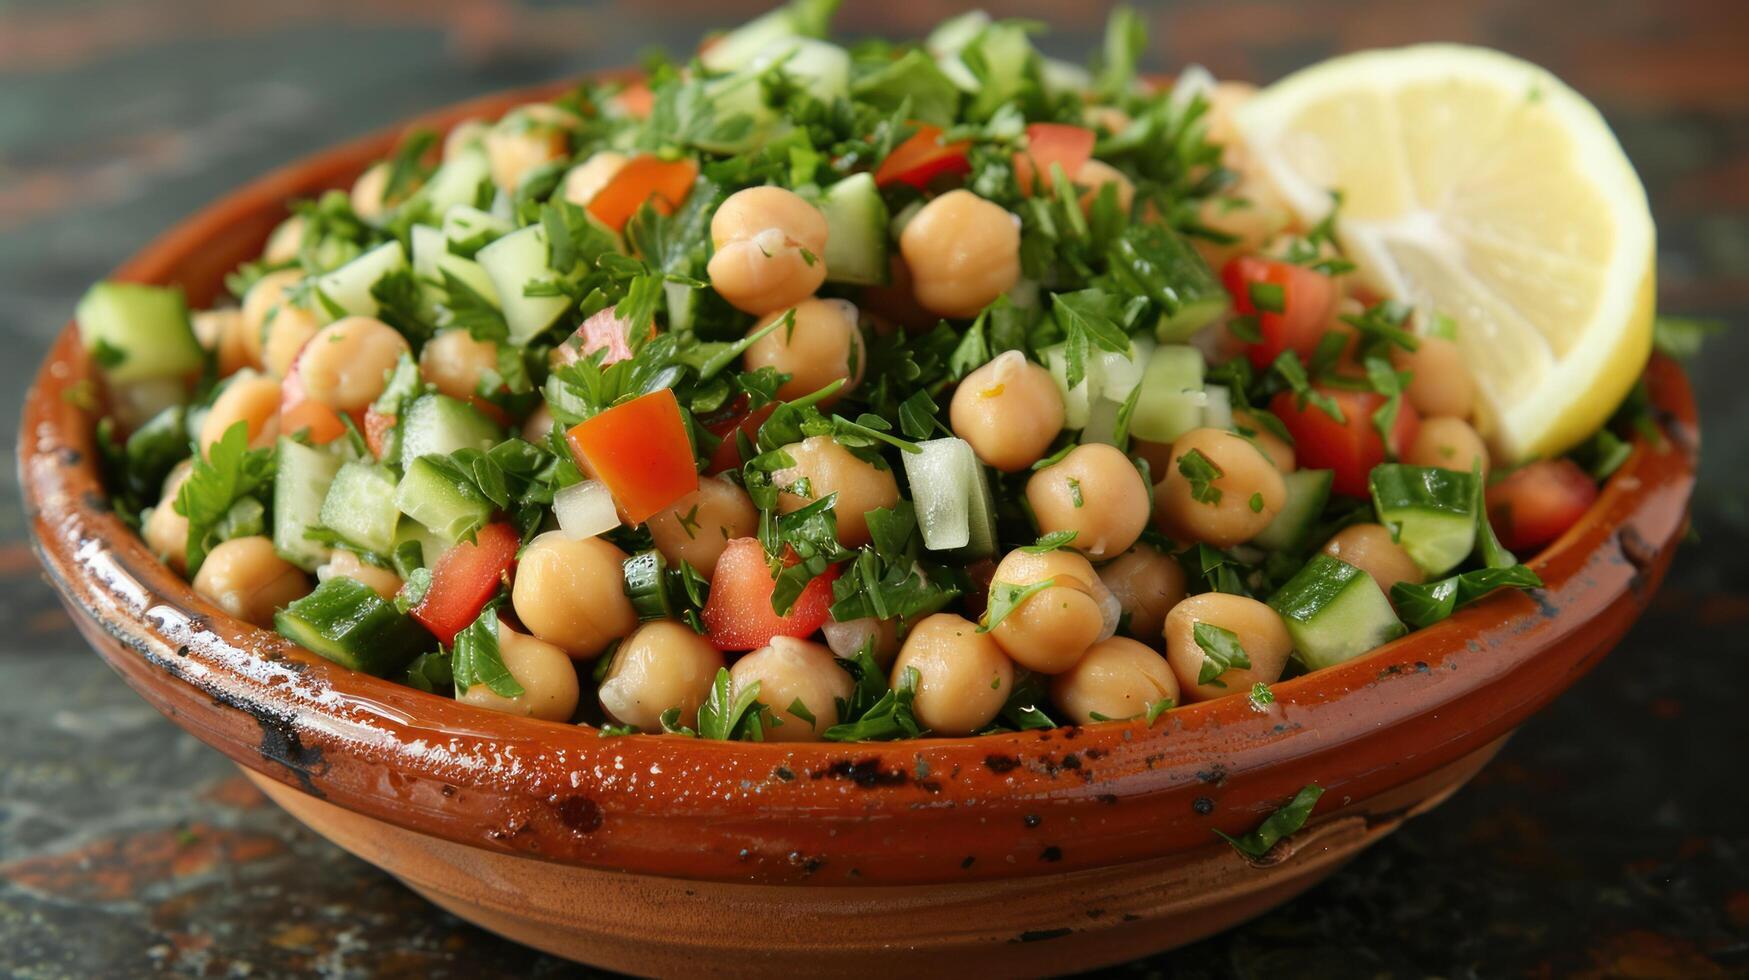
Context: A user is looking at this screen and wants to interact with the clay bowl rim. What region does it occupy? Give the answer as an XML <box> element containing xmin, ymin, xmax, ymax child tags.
<box><xmin>18</xmin><ymin>76</ymin><xmax>1701</xmax><ymax>888</ymax></box>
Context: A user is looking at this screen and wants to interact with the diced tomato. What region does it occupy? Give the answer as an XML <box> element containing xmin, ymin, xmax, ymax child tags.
<box><xmin>1012</xmin><ymin>123</ymin><xmax>1096</xmax><ymax>196</ymax></box>
<box><xmin>278</xmin><ymin>365</ymin><xmax>349</xmax><ymax>445</ymax></box>
<box><xmin>1485</xmin><ymin>459</ymin><xmax>1598</xmax><ymax>554</ymax></box>
<box><xmin>1271</xmin><ymin>387</ymin><xmax>1421</xmax><ymax>497</ymax></box>
<box><xmin>704</xmin><ymin>401</ymin><xmax>776</xmax><ymax>474</ymax></box>
<box><xmin>873</xmin><ymin>124</ymin><xmax>971</xmax><ymax>189</ymax></box>
<box><xmin>565</xmin><ymin>389</ymin><xmax>699</xmax><ymax>523</ymax></box>
<box><xmin>615</xmin><ymin>79</ymin><xmax>654</xmax><ymax>120</ymax></box>
<box><xmin>702</xmin><ymin>538</ymin><xmax>840</xmax><ymax>651</ymax></box>
<box><xmin>587</xmin><ymin>154</ymin><xmax>698</xmax><ymax>231</ymax></box>
<box><xmin>1224</xmin><ymin>257</ymin><xmax>1340</xmax><ymax>372</ymax></box>
<box><xmin>412</xmin><ymin>522</ymin><xmax>520</xmax><ymax>646</ymax></box>
<box><xmin>362</xmin><ymin>408</ymin><xmax>395</xmax><ymax>459</ymax></box>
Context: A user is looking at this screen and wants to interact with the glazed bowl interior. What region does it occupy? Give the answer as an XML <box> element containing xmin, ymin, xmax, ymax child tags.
<box><xmin>19</xmin><ymin>78</ymin><xmax>1700</xmax><ymax>891</ymax></box>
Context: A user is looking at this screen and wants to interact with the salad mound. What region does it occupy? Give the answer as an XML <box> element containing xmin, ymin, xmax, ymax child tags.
<box><xmin>79</xmin><ymin>2</ymin><xmax>1648</xmax><ymax>742</ymax></box>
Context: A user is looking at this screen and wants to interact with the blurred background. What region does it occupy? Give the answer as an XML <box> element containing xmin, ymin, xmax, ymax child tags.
<box><xmin>3</xmin><ymin>0</ymin><xmax>1746</xmax><ymax>975</ymax></box>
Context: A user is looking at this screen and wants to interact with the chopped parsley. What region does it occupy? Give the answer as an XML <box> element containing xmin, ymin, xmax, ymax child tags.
<box><xmin>1215</xmin><ymin>783</ymin><xmax>1325</xmax><ymax>859</ymax></box>
<box><xmin>1178</xmin><ymin>449</ymin><xmax>1224</xmax><ymax>505</ymax></box>
<box><xmin>1192</xmin><ymin>621</ymin><xmax>1252</xmax><ymax>686</ymax></box>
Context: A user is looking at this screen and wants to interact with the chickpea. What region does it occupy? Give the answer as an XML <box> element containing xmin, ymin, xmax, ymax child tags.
<box><xmin>1154</xmin><ymin>428</ymin><xmax>1286</xmax><ymax>548</ymax></box>
<box><xmin>711</xmin><ymin>185</ymin><xmax>829</xmax><ymax>255</ymax></box>
<box><xmin>562</xmin><ymin>151</ymin><xmax>629</xmax><ymax>207</ymax></box>
<box><xmin>775</xmin><ymin>436</ymin><xmax>899</xmax><ymax>549</ymax></box>
<box><xmin>192</xmin><ymin>308</ymin><xmax>252</xmax><ymax>377</ymax></box>
<box><xmin>143</xmin><ymin>460</ymin><xmax>194</xmax><ymax>574</ymax></box>
<box><xmin>239</xmin><ymin>269</ymin><xmax>306</xmax><ymax>369</ymax></box>
<box><xmin>350</xmin><ymin>161</ymin><xmax>394</xmax><ymax>222</ymax></box>
<box><xmin>294</xmin><ymin>316</ymin><xmax>411</xmax><ymax>414</ymax></box>
<box><xmin>484</xmin><ymin>103</ymin><xmax>574</xmax><ymax>192</ymax></box>
<box><xmin>1392</xmin><ymin>335</ymin><xmax>1475</xmax><ymax>419</ymax></box>
<box><xmin>950</xmin><ymin>351</ymin><xmax>1065</xmax><ymax>472</ymax></box>
<box><xmin>1163</xmin><ymin>593</ymin><xmax>1294</xmax><ymax>702</ymax></box>
<box><xmin>899</xmin><ymin>190</ymin><xmax>1020</xmax><ymax>318</ymax></box>
<box><xmin>1027</xmin><ymin>443</ymin><xmax>1150</xmax><ymax>559</ymax></box>
<box><xmin>1203</xmin><ymin>81</ymin><xmax>1258</xmax><ymax>154</ymax></box>
<box><xmin>262</xmin><ymin>215</ymin><xmax>305</xmax><ymax>266</ymax></box>
<box><xmin>1192</xmin><ymin>175</ymin><xmax>1292</xmax><ymax>270</ymax></box>
<box><xmin>457</xmin><ymin>622</ymin><xmax>580</xmax><ymax>723</ymax></box>
<box><xmin>1323</xmin><ymin>523</ymin><xmax>1424</xmax><ymax>598</ymax></box>
<box><xmin>987</xmin><ymin>548</ymin><xmax>1114</xmax><ymax>674</ymax></box>
<box><xmin>1051</xmin><ymin>637</ymin><xmax>1180</xmax><ymax>725</ymax></box>
<box><xmin>1233</xmin><ymin>409</ymin><xmax>1295</xmax><ymax>475</ymax></box>
<box><xmin>317</xmin><ymin>548</ymin><xmax>403</xmax><ymax>601</ymax></box>
<box><xmin>200</xmin><ymin>373</ymin><xmax>281</xmax><ymax>454</ymax></box>
<box><xmin>1076</xmin><ymin>159</ymin><xmax>1135</xmax><ymax>215</ymax></box>
<box><xmin>191</xmin><ymin>535</ymin><xmax>310</xmax><ymax>628</ymax></box>
<box><xmin>261</xmin><ymin>302</ymin><xmax>323</xmax><ymax>380</ymax></box>
<box><xmin>596</xmin><ymin>620</ymin><xmax>724</xmax><ymax>731</ymax></box>
<box><xmin>729</xmin><ymin>637</ymin><xmax>853</xmax><ymax>742</ymax></box>
<box><xmin>1085</xmin><ymin>106</ymin><xmax>1131</xmax><ymax>135</ymax></box>
<box><xmin>744</xmin><ymin>298</ymin><xmax>865</xmax><ymax>404</ymax></box>
<box><xmin>442</xmin><ymin>119</ymin><xmax>489</xmax><ymax>160</ymax></box>
<box><xmin>1097</xmin><ymin>544</ymin><xmax>1187</xmax><ymax>643</ymax></box>
<box><xmin>510</xmin><ymin>532</ymin><xmax>637</xmax><ymax>659</ymax></box>
<box><xmin>646</xmin><ymin>476</ymin><xmax>758</xmax><ymax>579</ymax></box>
<box><xmin>419</xmin><ymin>328</ymin><xmax>500</xmax><ymax>402</ymax></box>
<box><xmin>892</xmin><ymin>613</ymin><xmax>1014</xmax><ymax>736</ymax></box>
<box><xmin>1406</xmin><ymin>416</ymin><xmax>1490</xmax><ymax>477</ymax></box>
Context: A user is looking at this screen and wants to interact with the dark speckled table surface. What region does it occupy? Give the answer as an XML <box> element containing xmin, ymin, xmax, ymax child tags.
<box><xmin>4</xmin><ymin>1</ymin><xmax>1748</xmax><ymax>976</ymax></box>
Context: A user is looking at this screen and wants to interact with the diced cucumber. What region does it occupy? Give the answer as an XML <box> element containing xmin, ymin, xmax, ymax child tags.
<box><xmin>1080</xmin><ymin>396</ymin><xmax>1126</xmax><ymax>448</ymax></box>
<box><xmin>1203</xmin><ymin>384</ymin><xmax>1234</xmax><ymax>430</ymax></box>
<box><xmin>1129</xmin><ymin>344</ymin><xmax>1206</xmax><ymax>443</ymax></box>
<box><xmin>275</xmin><ymin>577</ymin><xmax>430</xmax><ymax>676</ymax></box>
<box><xmin>1042</xmin><ymin>337</ymin><xmax>1156</xmax><ymax>433</ymax></box>
<box><xmin>664</xmin><ymin>280</ymin><xmax>698</xmax><ymax>332</ymax></box>
<box><xmin>700</xmin><ymin>0</ymin><xmax>827</xmax><ymax>72</ymax></box>
<box><xmin>314</xmin><ymin>240</ymin><xmax>407</xmax><ymax>318</ymax></box>
<box><xmin>819</xmin><ymin>173</ymin><xmax>890</xmax><ymax>286</ymax></box>
<box><xmin>960</xmin><ymin>21</ymin><xmax>1037</xmax><ymax>117</ymax></box>
<box><xmin>398</xmin><ymin>393</ymin><xmax>503</xmax><ymax>464</ymax></box>
<box><xmin>697</xmin><ymin>71</ymin><xmax>780</xmax><ymax>154</ymax></box>
<box><xmin>1040</xmin><ymin>57</ymin><xmax>1092</xmax><ymax>98</ymax></box>
<box><xmin>394</xmin><ymin>517</ymin><xmax>451</xmax><ymax>570</ymax></box>
<box><xmin>475</xmin><ymin>224</ymin><xmax>569</xmax><ymax>346</ymax></box>
<box><xmin>752</xmin><ymin>37</ymin><xmax>851</xmax><ymax>101</ymax></box>
<box><xmin>1042</xmin><ymin>344</ymin><xmax>1095</xmax><ymax>429</ymax></box>
<box><xmin>1370</xmin><ymin>464</ymin><xmax>1479</xmax><ymax>576</ymax></box>
<box><xmin>962</xmin><ymin>456</ymin><xmax>997</xmax><ymax>560</ymax></box>
<box><xmin>1251</xmin><ymin>469</ymin><xmax>1333</xmax><ymax>553</ymax></box>
<box><xmin>319</xmin><ymin>462</ymin><xmax>402</xmax><ymax>556</ymax></box>
<box><xmin>1105</xmin><ymin>225</ymin><xmax>1227</xmax><ymax>341</ymax></box>
<box><xmin>441</xmin><ymin>204</ymin><xmax>512</xmax><ymax>254</ymax></box>
<box><xmin>395</xmin><ymin>455</ymin><xmax>494</xmax><ymax>544</ymax></box>
<box><xmin>1269</xmin><ymin>554</ymin><xmax>1406</xmax><ymax>670</ymax></box>
<box><xmin>75</xmin><ymin>282</ymin><xmax>204</xmax><ymax>383</ymax></box>
<box><xmin>903</xmin><ymin>438</ymin><xmax>976</xmax><ymax>551</ymax></box>
<box><xmin>414</xmin><ymin>145</ymin><xmax>492</xmax><ymax>220</ymax></box>
<box><xmin>273</xmin><ymin>437</ymin><xmax>343</xmax><ymax>571</ymax></box>
<box><xmin>925</xmin><ymin>10</ymin><xmax>990</xmax><ymax>58</ymax></box>
<box><xmin>1099</xmin><ymin>336</ymin><xmax>1155</xmax><ymax>395</ymax></box>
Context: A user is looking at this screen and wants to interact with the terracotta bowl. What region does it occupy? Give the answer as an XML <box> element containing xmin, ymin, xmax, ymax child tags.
<box><xmin>19</xmin><ymin>80</ymin><xmax>1699</xmax><ymax>977</ymax></box>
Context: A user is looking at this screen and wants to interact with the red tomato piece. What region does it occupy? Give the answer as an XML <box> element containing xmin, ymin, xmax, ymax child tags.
<box><xmin>278</xmin><ymin>363</ymin><xmax>349</xmax><ymax>445</ymax></box>
<box><xmin>412</xmin><ymin>522</ymin><xmax>520</xmax><ymax>646</ymax></box>
<box><xmin>701</xmin><ymin>538</ymin><xmax>840</xmax><ymax>651</ymax></box>
<box><xmin>361</xmin><ymin>408</ymin><xmax>395</xmax><ymax>459</ymax></box>
<box><xmin>565</xmin><ymin>389</ymin><xmax>699</xmax><ymax>524</ymax></box>
<box><xmin>615</xmin><ymin>79</ymin><xmax>654</xmax><ymax>119</ymax></box>
<box><xmin>1270</xmin><ymin>387</ymin><xmax>1421</xmax><ymax>497</ymax></box>
<box><xmin>1012</xmin><ymin>123</ymin><xmax>1096</xmax><ymax>196</ymax></box>
<box><xmin>587</xmin><ymin>154</ymin><xmax>699</xmax><ymax>231</ymax></box>
<box><xmin>1224</xmin><ymin>257</ymin><xmax>1340</xmax><ymax>371</ymax></box>
<box><xmin>704</xmin><ymin>401</ymin><xmax>776</xmax><ymax>475</ymax></box>
<box><xmin>1485</xmin><ymin>459</ymin><xmax>1599</xmax><ymax>554</ymax></box>
<box><xmin>873</xmin><ymin>124</ymin><xmax>971</xmax><ymax>189</ymax></box>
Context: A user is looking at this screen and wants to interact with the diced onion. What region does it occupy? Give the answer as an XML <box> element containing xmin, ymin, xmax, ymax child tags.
<box><xmin>553</xmin><ymin>480</ymin><xmax>619</xmax><ymax>539</ymax></box>
<box><xmin>822</xmin><ymin>617</ymin><xmax>883</xmax><ymax>660</ymax></box>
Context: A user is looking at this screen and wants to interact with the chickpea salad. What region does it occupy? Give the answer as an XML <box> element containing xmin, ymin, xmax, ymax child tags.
<box><xmin>77</xmin><ymin>2</ymin><xmax>1661</xmax><ymax>743</ymax></box>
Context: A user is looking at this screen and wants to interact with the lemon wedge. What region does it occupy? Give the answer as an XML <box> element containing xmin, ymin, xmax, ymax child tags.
<box><xmin>1233</xmin><ymin>44</ymin><xmax>1655</xmax><ymax>462</ymax></box>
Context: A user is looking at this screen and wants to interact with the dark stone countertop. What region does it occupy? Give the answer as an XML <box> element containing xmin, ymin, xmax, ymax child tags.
<box><xmin>3</xmin><ymin>1</ymin><xmax>1746</xmax><ymax>976</ymax></box>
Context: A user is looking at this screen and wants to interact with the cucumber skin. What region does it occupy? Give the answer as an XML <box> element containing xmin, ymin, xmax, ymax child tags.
<box><xmin>399</xmin><ymin>394</ymin><xmax>502</xmax><ymax>465</ymax></box>
<box><xmin>1251</xmin><ymin>469</ymin><xmax>1334</xmax><ymax>553</ymax></box>
<box><xmin>275</xmin><ymin>577</ymin><xmax>429</xmax><ymax>676</ymax></box>
<box><xmin>819</xmin><ymin>173</ymin><xmax>890</xmax><ymax>286</ymax></box>
<box><xmin>1370</xmin><ymin>464</ymin><xmax>1479</xmax><ymax>575</ymax></box>
<box><xmin>76</xmin><ymin>282</ymin><xmax>204</xmax><ymax>383</ymax></box>
<box><xmin>394</xmin><ymin>456</ymin><xmax>494</xmax><ymax>545</ymax></box>
<box><xmin>319</xmin><ymin>462</ymin><xmax>402</xmax><ymax>556</ymax></box>
<box><xmin>273</xmin><ymin>438</ymin><xmax>343</xmax><ymax>572</ymax></box>
<box><xmin>1270</xmin><ymin>554</ymin><xmax>1406</xmax><ymax>670</ymax></box>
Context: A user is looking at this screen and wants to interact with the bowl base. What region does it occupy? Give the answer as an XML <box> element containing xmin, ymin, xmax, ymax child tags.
<box><xmin>242</xmin><ymin>735</ymin><xmax>1504</xmax><ymax>977</ymax></box>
